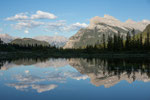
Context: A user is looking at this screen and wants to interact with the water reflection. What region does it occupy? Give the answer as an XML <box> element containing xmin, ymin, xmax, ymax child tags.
<box><xmin>0</xmin><ymin>58</ymin><xmax>68</xmax><ymax>70</ymax></box>
<box><xmin>0</xmin><ymin>58</ymin><xmax>150</xmax><ymax>93</ymax></box>
<box><xmin>69</xmin><ymin>58</ymin><xmax>150</xmax><ymax>88</ymax></box>
<box><xmin>0</xmin><ymin>58</ymin><xmax>89</xmax><ymax>93</ymax></box>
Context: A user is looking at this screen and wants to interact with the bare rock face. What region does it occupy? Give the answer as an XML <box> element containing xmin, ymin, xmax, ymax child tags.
<box><xmin>64</xmin><ymin>15</ymin><xmax>150</xmax><ymax>49</ymax></box>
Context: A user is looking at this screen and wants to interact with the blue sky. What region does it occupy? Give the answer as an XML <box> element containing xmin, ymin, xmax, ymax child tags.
<box><xmin>0</xmin><ymin>0</ymin><xmax>150</xmax><ymax>38</ymax></box>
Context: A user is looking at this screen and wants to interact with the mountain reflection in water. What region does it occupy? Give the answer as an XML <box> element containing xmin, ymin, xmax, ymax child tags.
<box><xmin>69</xmin><ymin>58</ymin><xmax>150</xmax><ymax>88</ymax></box>
<box><xmin>1</xmin><ymin>58</ymin><xmax>150</xmax><ymax>90</ymax></box>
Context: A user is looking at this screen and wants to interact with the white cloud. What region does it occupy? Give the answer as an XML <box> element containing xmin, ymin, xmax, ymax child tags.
<box><xmin>62</xmin><ymin>22</ymin><xmax>88</xmax><ymax>32</ymax></box>
<box><xmin>15</xmin><ymin>75</ymin><xmax>45</xmax><ymax>83</ymax></box>
<box><xmin>31</xmin><ymin>84</ymin><xmax>57</xmax><ymax>93</ymax></box>
<box><xmin>25</xmin><ymin>70</ymin><xmax>30</xmax><ymax>74</ymax></box>
<box><xmin>7</xmin><ymin>83</ymin><xmax>57</xmax><ymax>93</ymax></box>
<box><xmin>7</xmin><ymin>83</ymin><xmax>30</xmax><ymax>91</ymax></box>
<box><xmin>24</xmin><ymin>30</ymin><xmax>29</xmax><ymax>34</ymax></box>
<box><xmin>64</xmin><ymin>72</ymin><xmax>89</xmax><ymax>80</ymax></box>
<box><xmin>14</xmin><ymin>20</ymin><xmax>44</xmax><ymax>30</ymax></box>
<box><xmin>5</xmin><ymin>11</ymin><xmax>88</xmax><ymax>33</ymax></box>
<box><xmin>5</xmin><ymin>11</ymin><xmax>57</xmax><ymax>21</ymax></box>
<box><xmin>5</xmin><ymin>13</ymin><xmax>29</xmax><ymax>21</ymax></box>
<box><xmin>45</xmin><ymin>20</ymin><xmax>66</xmax><ymax>32</ymax></box>
<box><xmin>31</xmin><ymin>10</ymin><xmax>57</xmax><ymax>19</ymax></box>
<box><xmin>34</xmin><ymin>58</ymin><xmax>68</xmax><ymax>68</ymax></box>
<box><xmin>46</xmin><ymin>22</ymin><xmax>88</xmax><ymax>32</ymax></box>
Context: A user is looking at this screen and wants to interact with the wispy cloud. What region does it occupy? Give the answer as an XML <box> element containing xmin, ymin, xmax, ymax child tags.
<box><xmin>5</xmin><ymin>13</ymin><xmax>29</xmax><ymax>21</ymax></box>
<box><xmin>5</xmin><ymin>11</ymin><xmax>56</xmax><ymax>21</ymax></box>
<box><xmin>31</xmin><ymin>10</ymin><xmax>57</xmax><ymax>19</ymax></box>
<box><xmin>31</xmin><ymin>84</ymin><xmax>57</xmax><ymax>93</ymax></box>
<box><xmin>5</xmin><ymin>10</ymin><xmax>88</xmax><ymax>34</ymax></box>
<box><xmin>13</xmin><ymin>20</ymin><xmax>44</xmax><ymax>30</ymax></box>
<box><xmin>7</xmin><ymin>83</ymin><xmax>57</xmax><ymax>93</ymax></box>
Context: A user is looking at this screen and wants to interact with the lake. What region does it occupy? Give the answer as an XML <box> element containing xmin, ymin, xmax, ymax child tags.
<box><xmin>0</xmin><ymin>58</ymin><xmax>150</xmax><ymax>100</ymax></box>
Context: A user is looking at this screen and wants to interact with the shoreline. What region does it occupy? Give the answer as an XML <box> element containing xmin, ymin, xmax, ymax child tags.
<box><xmin>1</xmin><ymin>52</ymin><xmax>150</xmax><ymax>59</ymax></box>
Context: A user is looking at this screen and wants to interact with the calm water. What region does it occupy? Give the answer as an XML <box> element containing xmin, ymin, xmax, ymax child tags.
<box><xmin>0</xmin><ymin>58</ymin><xmax>150</xmax><ymax>100</ymax></box>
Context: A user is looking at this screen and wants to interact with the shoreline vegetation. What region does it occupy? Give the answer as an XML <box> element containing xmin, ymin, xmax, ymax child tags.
<box><xmin>1</xmin><ymin>51</ymin><xmax>150</xmax><ymax>60</ymax></box>
<box><xmin>0</xmin><ymin>25</ymin><xmax>150</xmax><ymax>59</ymax></box>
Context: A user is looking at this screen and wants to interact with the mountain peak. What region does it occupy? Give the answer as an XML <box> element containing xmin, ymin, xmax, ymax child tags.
<box><xmin>90</xmin><ymin>15</ymin><xmax>119</xmax><ymax>25</ymax></box>
<box><xmin>125</xmin><ymin>19</ymin><xmax>136</xmax><ymax>23</ymax></box>
<box><xmin>104</xmin><ymin>14</ymin><xmax>118</xmax><ymax>20</ymax></box>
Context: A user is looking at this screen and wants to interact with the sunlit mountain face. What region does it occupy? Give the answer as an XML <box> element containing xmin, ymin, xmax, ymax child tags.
<box><xmin>0</xmin><ymin>58</ymin><xmax>150</xmax><ymax>100</ymax></box>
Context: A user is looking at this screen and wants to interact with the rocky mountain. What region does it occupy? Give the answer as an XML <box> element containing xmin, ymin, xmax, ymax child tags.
<box><xmin>11</xmin><ymin>38</ymin><xmax>50</xmax><ymax>46</ymax></box>
<box><xmin>64</xmin><ymin>15</ymin><xmax>150</xmax><ymax>49</ymax></box>
<box><xmin>137</xmin><ymin>24</ymin><xmax>150</xmax><ymax>39</ymax></box>
<box><xmin>0</xmin><ymin>33</ymin><xmax>17</xmax><ymax>43</ymax></box>
<box><xmin>33</xmin><ymin>36</ymin><xmax>68</xmax><ymax>47</ymax></box>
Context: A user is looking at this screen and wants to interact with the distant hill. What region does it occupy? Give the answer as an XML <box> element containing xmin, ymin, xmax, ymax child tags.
<box><xmin>0</xmin><ymin>33</ymin><xmax>68</xmax><ymax>47</ymax></box>
<box><xmin>11</xmin><ymin>38</ymin><xmax>50</xmax><ymax>46</ymax></box>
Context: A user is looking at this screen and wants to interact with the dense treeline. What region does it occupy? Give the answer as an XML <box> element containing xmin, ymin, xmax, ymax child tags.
<box><xmin>0</xmin><ymin>39</ymin><xmax>59</xmax><ymax>52</ymax></box>
<box><xmin>85</xmin><ymin>29</ymin><xmax>150</xmax><ymax>52</ymax></box>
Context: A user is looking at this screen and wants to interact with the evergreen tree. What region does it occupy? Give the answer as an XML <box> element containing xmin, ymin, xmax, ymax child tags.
<box><xmin>113</xmin><ymin>34</ymin><xmax>118</xmax><ymax>51</ymax></box>
<box><xmin>102</xmin><ymin>34</ymin><xmax>106</xmax><ymax>50</ymax></box>
<box><xmin>125</xmin><ymin>31</ymin><xmax>131</xmax><ymax>50</ymax></box>
<box><xmin>107</xmin><ymin>35</ymin><xmax>113</xmax><ymax>51</ymax></box>
<box><xmin>0</xmin><ymin>38</ymin><xmax>3</xmax><ymax>44</ymax></box>
<box><xmin>131</xmin><ymin>29</ymin><xmax>135</xmax><ymax>50</ymax></box>
<box><xmin>139</xmin><ymin>34</ymin><xmax>143</xmax><ymax>50</ymax></box>
<box><xmin>145</xmin><ymin>31</ymin><xmax>150</xmax><ymax>50</ymax></box>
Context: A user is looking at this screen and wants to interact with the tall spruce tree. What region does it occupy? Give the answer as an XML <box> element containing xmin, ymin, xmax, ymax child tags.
<box><xmin>102</xmin><ymin>34</ymin><xmax>106</xmax><ymax>50</ymax></box>
<box><xmin>125</xmin><ymin>31</ymin><xmax>131</xmax><ymax>50</ymax></box>
<box><xmin>145</xmin><ymin>31</ymin><xmax>150</xmax><ymax>50</ymax></box>
<box><xmin>107</xmin><ymin>34</ymin><xmax>113</xmax><ymax>51</ymax></box>
<box><xmin>139</xmin><ymin>34</ymin><xmax>143</xmax><ymax>50</ymax></box>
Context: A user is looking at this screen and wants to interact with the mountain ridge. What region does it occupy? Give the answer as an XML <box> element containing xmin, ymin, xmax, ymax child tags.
<box><xmin>64</xmin><ymin>15</ymin><xmax>150</xmax><ymax>49</ymax></box>
<box><xmin>0</xmin><ymin>33</ymin><xmax>68</xmax><ymax>47</ymax></box>
<box><xmin>11</xmin><ymin>38</ymin><xmax>50</xmax><ymax>46</ymax></box>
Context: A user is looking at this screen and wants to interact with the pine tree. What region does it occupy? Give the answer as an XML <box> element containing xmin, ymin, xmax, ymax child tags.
<box><xmin>102</xmin><ymin>34</ymin><xmax>106</xmax><ymax>50</ymax></box>
<box><xmin>125</xmin><ymin>31</ymin><xmax>131</xmax><ymax>50</ymax></box>
<box><xmin>145</xmin><ymin>31</ymin><xmax>150</xmax><ymax>50</ymax></box>
<box><xmin>113</xmin><ymin>34</ymin><xmax>118</xmax><ymax>51</ymax></box>
<box><xmin>107</xmin><ymin>35</ymin><xmax>113</xmax><ymax>51</ymax></box>
<box><xmin>0</xmin><ymin>38</ymin><xmax>3</xmax><ymax>44</ymax></box>
<box><xmin>139</xmin><ymin>34</ymin><xmax>143</xmax><ymax>50</ymax></box>
<box><xmin>131</xmin><ymin>29</ymin><xmax>135</xmax><ymax>50</ymax></box>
